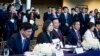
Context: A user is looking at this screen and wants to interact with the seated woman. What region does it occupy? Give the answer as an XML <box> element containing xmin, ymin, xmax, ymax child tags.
<box><xmin>37</xmin><ymin>20</ymin><xmax>54</xmax><ymax>43</ymax></box>
<box><xmin>82</xmin><ymin>22</ymin><xmax>100</xmax><ymax>51</ymax></box>
<box><xmin>83</xmin><ymin>22</ymin><xmax>96</xmax><ymax>40</ymax></box>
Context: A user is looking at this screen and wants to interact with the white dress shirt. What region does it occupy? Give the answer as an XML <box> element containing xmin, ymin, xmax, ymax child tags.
<box><xmin>54</xmin><ymin>28</ymin><xmax>58</xmax><ymax>32</ymax></box>
<box><xmin>89</xmin><ymin>15</ymin><xmax>95</xmax><ymax>24</ymax></box>
<box><xmin>10</xmin><ymin>18</ymin><xmax>15</xmax><ymax>23</ymax></box>
<box><xmin>64</xmin><ymin>13</ymin><xmax>67</xmax><ymax>19</ymax></box>
<box><xmin>20</xmin><ymin>33</ymin><xmax>26</xmax><ymax>49</ymax></box>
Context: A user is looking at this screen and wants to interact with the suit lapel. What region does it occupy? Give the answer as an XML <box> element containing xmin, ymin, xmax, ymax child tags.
<box><xmin>53</xmin><ymin>30</ymin><xmax>63</xmax><ymax>41</ymax></box>
<box><xmin>23</xmin><ymin>38</ymin><xmax>30</xmax><ymax>51</ymax></box>
<box><xmin>45</xmin><ymin>32</ymin><xmax>52</xmax><ymax>42</ymax></box>
<box><xmin>72</xmin><ymin>29</ymin><xmax>78</xmax><ymax>40</ymax></box>
<box><xmin>16</xmin><ymin>33</ymin><xmax>23</xmax><ymax>52</ymax></box>
<box><xmin>53</xmin><ymin>30</ymin><xmax>58</xmax><ymax>38</ymax></box>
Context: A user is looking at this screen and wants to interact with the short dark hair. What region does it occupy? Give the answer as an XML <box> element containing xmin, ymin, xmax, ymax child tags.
<box><xmin>87</xmin><ymin>22</ymin><xmax>95</xmax><ymax>29</ymax></box>
<box><xmin>89</xmin><ymin>10</ymin><xmax>93</xmax><ymax>14</ymax></box>
<box><xmin>96</xmin><ymin>21</ymin><xmax>100</xmax><ymax>26</ymax></box>
<box><xmin>72</xmin><ymin>20</ymin><xmax>80</xmax><ymax>25</ymax></box>
<box><xmin>20</xmin><ymin>22</ymin><xmax>33</xmax><ymax>30</ymax></box>
<box><xmin>57</xmin><ymin>7</ymin><xmax>62</xmax><ymax>9</ymax></box>
<box><xmin>52</xmin><ymin>18</ymin><xmax>59</xmax><ymax>22</ymax></box>
<box><xmin>62</xmin><ymin>6</ymin><xmax>68</xmax><ymax>10</ymax></box>
<box><xmin>48</xmin><ymin>7</ymin><xmax>52</xmax><ymax>9</ymax></box>
<box><xmin>71</xmin><ymin>8</ymin><xmax>75</xmax><ymax>11</ymax></box>
<box><xmin>42</xmin><ymin>20</ymin><xmax>52</xmax><ymax>32</ymax></box>
<box><xmin>75</xmin><ymin>7</ymin><xmax>79</xmax><ymax>9</ymax></box>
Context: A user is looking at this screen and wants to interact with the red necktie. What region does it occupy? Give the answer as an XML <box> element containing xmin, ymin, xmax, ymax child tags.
<box><xmin>57</xmin><ymin>30</ymin><xmax>62</xmax><ymax>41</ymax></box>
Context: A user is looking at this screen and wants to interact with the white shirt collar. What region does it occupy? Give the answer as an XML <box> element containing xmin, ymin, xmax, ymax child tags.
<box><xmin>10</xmin><ymin>18</ymin><xmax>15</xmax><ymax>23</ymax></box>
<box><xmin>54</xmin><ymin>28</ymin><xmax>58</xmax><ymax>32</ymax></box>
<box><xmin>48</xmin><ymin>12</ymin><xmax>51</xmax><ymax>14</ymax></box>
<box><xmin>74</xmin><ymin>28</ymin><xmax>78</xmax><ymax>33</ymax></box>
<box><xmin>64</xmin><ymin>13</ymin><xmax>67</xmax><ymax>15</ymax></box>
<box><xmin>20</xmin><ymin>33</ymin><xmax>26</xmax><ymax>43</ymax></box>
<box><xmin>96</xmin><ymin>28</ymin><xmax>99</xmax><ymax>32</ymax></box>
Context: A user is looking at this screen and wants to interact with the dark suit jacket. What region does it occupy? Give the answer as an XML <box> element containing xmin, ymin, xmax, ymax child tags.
<box><xmin>5</xmin><ymin>32</ymin><xmax>30</xmax><ymax>55</ymax></box>
<box><xmin>43</xmin><ymin>12</ymin><xmax>53</xmax><ymax>22</ymax></box>
<box><xmin>43</xmin><ymin>12</ymin><xmax>58</xmax><ymax>22</ymax></box>
<box><xmin>59</xmin><ymin>13</ymin><xmax>71</xmax><ymax>25</ymax></box>
<box><xmin>78</xmin><ymin>13</ymin><xmax>90</xmax><ymax>35</ymax></box>
<box><xmin>71</xmin><ymin>14</ymin><xmax>79</xmax><ymax>25</ymax></box>
<box><xmin>52</xmin><ymin>29</ymin><xmax>64</xmax><ymax>45</ymax></box>
<box><xmin>3</xmin><ymin>19</ymin><xmax>18</xmax><ymax>41</ymax></box>
<box><xmin>37</xmin><ymin>32</ymin><xmax>54</xmax><ymax>43</ymax></box>
<box><xmin>59</xmin><ymin>13</ymin><xmax>71</xmax><ymax>36</ymax></box>
<box><xmin>94</xmin><ymin>29</ymin><xmax>100</xmax><ymax>40</ymax></box>
<box><xmin>68</xmin><ymin>29</ymin><xmax>81</xmax><ymax>45</ymax></box>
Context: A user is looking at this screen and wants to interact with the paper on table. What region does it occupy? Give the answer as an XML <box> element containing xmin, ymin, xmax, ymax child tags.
<box><xmin>52</xmin><ymin>38</ymin><xmax>60</xmax><ymax>44</ymax></box>
<box><xmin>24</xmin><ymin>51</ymin><xmax>35</xmax><ymax>56</ymax></box>
<box><xmin>55</xmin><ymin>49</ymin><xmax>64</xmax><ymax>56</ymax></box>
<box><xmin>52</xmin><ymin>38</ymin><xmax>63</xmax><ymax>48</ymax></box>
<box><xmin>61</xmin><ymin>49</ymin><xmax>72</xmax><ymax>51</ymax></box>
<box><xmin>74</xmin><ymin>47</ymin><xmax>84</xmax><ymax>54</ymax></box>
<box><xmin>65</xmin><ymin>45</ymin><xmax>73</xmax><ymax>48</ymax></box>
<box><xmin>59</xmin><ymin>41</ymin><xmax>63</xmax><ymax>48</ymax></box>
<box><xmin>65</xmin><ymin>45</ymin><xmax>77</xmax><ymax>48</ymax></box>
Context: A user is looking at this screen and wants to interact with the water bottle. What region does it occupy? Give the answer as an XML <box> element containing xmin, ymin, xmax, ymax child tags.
<box><xmin>3</xmin><ymin>48</ymin><xmax>9</xmax><ymax>56</ymax></box>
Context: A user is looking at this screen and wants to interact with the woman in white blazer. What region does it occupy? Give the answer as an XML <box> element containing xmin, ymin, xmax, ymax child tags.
<box><xmin>83</xmin><ymin>22</ymin><xmax>96</xmax><ymax>40</ymax></box>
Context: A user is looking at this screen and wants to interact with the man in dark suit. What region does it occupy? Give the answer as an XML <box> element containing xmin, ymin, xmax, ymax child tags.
<box><xmin>52</xmin><ymin>19</ymin><xmax>64</xmax><ymax>45</ymax></box>
<box><xmin>70</xmin><ymin>8</ymin><xmax>79</xmax><ymax>24</ymax></box>
<box><xmin>68</xmin><ymin>20</ymin><xmax>81</xmax><ymax>45</ymax></box>
<box><xmin>0</xmin><ymin>9</ymin><xmax>5</xmax><ymax>40</ymax></box>
<box><xmin>4</xmin><ymin>22</ymin><xmax>33</xmax><ymax>55</ymax></box>
<box><xmin>56</xmin><ymin>7</ymin><xmax>62</xmax><ymax>19</ymax></box>
<box><xmin>94</xmin><ymin>21</ymin><xmax>100</xmax><ymax>41</ymax></box>
<box><xmin>43</xmin><ymin>7</ymin><xmax>52</xmax><ymax>22</ymax></box>
<box><xmin>59</xmin><ymin>6</ymin><xmax>71</xmax><ymax>36</ymax></box>
<box><xmin>43</xmin><ymin>7</ymin><xmax>58</xmax><ymax>22</ymax></box>
<box><xmin>78</xmin><ymin>8</ymin><xmax>90</xmax><ymax>36</ymax></box>
<box><xmin>3</xmin><ymin>13</ymin><xmax>18</xmax><ymax>41</ymax></box>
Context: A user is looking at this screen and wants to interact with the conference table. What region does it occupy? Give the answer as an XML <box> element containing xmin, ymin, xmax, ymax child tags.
<box><xmin>1</xmin><ymin>50</ymin><xmax>100</xmax><ymax>56</ymax></box>
<box><xmin>64</xmin><ymin>50</ymin><xmax>100</xmax><ymax>56</ymax></box>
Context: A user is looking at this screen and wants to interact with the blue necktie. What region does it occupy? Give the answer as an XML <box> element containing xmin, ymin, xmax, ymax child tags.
<box><xmin>22</xmin><ymin>39</ymin><xmax>27</xmax><ymax>50</ymax></box>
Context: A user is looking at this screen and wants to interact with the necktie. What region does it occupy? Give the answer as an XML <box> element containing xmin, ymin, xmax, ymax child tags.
<box><xmin>83</xmin><ymin>14</ymin><xmax>85</xmax><ymax>21</ymax></box>
<box><xmin>22</xmin><ymin>39</ymin><xmax>27</xmax><ymax>50</ymax></box>
<box><xmin>76</xmin><ymin>31</ymin><xmax>80</xmax><ymax>42</ymax></box>
<box><xmin>76</xmin><ymin>31</ymin><xmax>81</xmax><ymax>47</ymax></box>
<box><xmin>57</xmin><ymin>30</ymin><xmax>62</xmax><ymax>41</ymax></box>
<box><xmin>65</xmin><ymin>14</ymin><xmax>68</xmax><ymax>23</ymax></box>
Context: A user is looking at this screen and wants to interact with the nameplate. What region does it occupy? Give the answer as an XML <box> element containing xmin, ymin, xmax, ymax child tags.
<box><xmin>75</xmin><ymin>47</ymin><xmax>84</xmax><ymax>54</ymax></box>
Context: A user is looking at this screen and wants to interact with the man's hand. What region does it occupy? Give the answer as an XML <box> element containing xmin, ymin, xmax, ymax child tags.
<box><xmin>11</xmin><ymin>0</ymin><xmax>16</xmax><ymax>4</ymax></box>
<box><xmin>19</xmin><ymin>0</ymin><xmax>22</xmax><ymax>5</ymax></box>
<box><xmin>65</xmin><ymin>23</ymin><xmax>69</xmax><ymax>26</ymax></box>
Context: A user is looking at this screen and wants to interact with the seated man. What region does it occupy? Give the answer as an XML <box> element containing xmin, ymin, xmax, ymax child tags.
<box><xmin>52</xmin><ymin>19</ymin><xmax>64</xmax><ymax>45</ymax></box>
<box><xmin>94</xmin><ymin>21</ymin><xmax>100</xmax><ymax>41</ymax></box>
<box><xmin>4</xmin><ymin>22</ymin><xmax>33</xmax><ymax>55</ymax></box>
<box><xmin>68</xmin><ymin>20</ymin><xmax>81</xmax><ymax>45</ymax></box>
